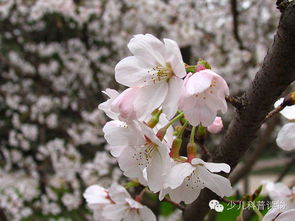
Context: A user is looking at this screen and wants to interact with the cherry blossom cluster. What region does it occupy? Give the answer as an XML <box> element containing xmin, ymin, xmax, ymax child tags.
<box><xmin>0</xmin><ymin>0</ymin><xmax>283</xmax><ymax>220</ymax></box>
<box><xmin>84</xmin><ymin>33</ymin><xmax>233</xmax><ymax>220</ymax></box>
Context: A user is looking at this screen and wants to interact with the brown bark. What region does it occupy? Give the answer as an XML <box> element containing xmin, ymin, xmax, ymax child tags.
<box><xmin>183</xmin><ymin>2</ymin><xmax>295</xmax><ymax>220</ymax></box>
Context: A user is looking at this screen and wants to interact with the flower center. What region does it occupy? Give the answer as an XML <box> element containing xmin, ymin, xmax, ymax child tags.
<box><xmin>151</xmin><ymin>64</ymin><xmax>173</xmax><ymax>82</ymax></box>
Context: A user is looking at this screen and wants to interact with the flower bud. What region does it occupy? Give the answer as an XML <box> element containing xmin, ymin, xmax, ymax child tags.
<box><xmin>207</xmin><ymin>117</ymin><xmax>223</xmax><ymax>134</ymax></box>
<box><xmin>283</xmin><ymin>92</ymin><xmax>295</xmax><ymax>106</ymax></box>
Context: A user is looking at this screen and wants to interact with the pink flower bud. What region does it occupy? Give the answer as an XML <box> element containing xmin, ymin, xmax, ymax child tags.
<box><xmin>207</xmin><ymin>117</ymin><xmax>223</xmax><ymax>134</ymax></box>
<box><xmin>111</xmin><ymin>87</ymin><xmax>139</xmax><ymax>121</ymax></box>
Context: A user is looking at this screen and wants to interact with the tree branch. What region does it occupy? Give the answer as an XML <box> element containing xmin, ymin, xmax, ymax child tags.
<box><xmin>184</xmin><ymin>2</ymin><xmax>295</xmax><ymax>220</ymax></box>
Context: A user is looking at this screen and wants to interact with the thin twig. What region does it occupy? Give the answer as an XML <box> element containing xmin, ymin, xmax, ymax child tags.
<box><xmin>230</xmin><ymin>0</ymin><xmax>246</xmax><ymax>50</ymax></box>
<box><xmin>263</xmin><ymin>105</ymin><xmax>284</xmax><ymax>123</ymax></box>
<box><xmin>164</xmin><ymin>197</ymin><xmax>185</xmax><ymax>211</ymax></box>
<box><xmin>199</xmin><ymin>143</ymin><xmax>212</xmax><ymax>160</ymax></box>
<box><xmin>276</xmin><ymin>155</ymin><xmax>295</xmax><ymax>182</ymax></box>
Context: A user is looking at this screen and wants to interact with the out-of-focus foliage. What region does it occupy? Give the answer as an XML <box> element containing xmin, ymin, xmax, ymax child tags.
<box><xmin>0</xmin><ymin>0</ymin><xmax>279</xmax><ymax>220</ymax></box>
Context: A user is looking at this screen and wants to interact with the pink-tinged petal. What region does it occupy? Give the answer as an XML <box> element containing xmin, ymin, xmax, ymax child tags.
<box><xmin>179</xmin><ymin>70</ymin><xmax>229</xmax><ymax>127</ymax></box>
<box><xmin>111</xmin><ymin>88</ymin><xmax>140</xmax><ymax>121</ymax></box>
<box><xmin>98</xmin><ymin>89</ymin><xmax>120</xmax><ymax>120</ymax></box>
<box><xmin>139</xmin><ymin>206</ymin><xmax>157</xmax><ymax>221</ymax></box>
<box><xmin>198</xmin><ymin>166</ymin><xmax>233</xmax><ymax>197</ymax></box>
<box><xmin>115</xmin><ymin>56</ymin><xmax>156</xmax><ymax>87</ymax></box>
<box><xmin>185</xmin><ymin>72</ymin><xmax>213</xmax><ymax>95</ymax></box>
<box><xmin>183</xmin><ymin>99</ymin><xmax>216</xmax><ymax>126</ymax></box>
<box><xmin>83</xmin><ymin>185</ymin><xmax>110</xmax><ymax>205</ymax></box>
<box><xmin>276</xmin><ymin>123</ymin><xmax>295</xmax><ymax>151</ymax></box>
<box><xmin>163</xmin><ymin>39</ymin><xmax>186</xmax><ymax>78</ymax></box>
<box><xmin>102</xmin><ymin>204</ymin><xmax>127</xmax><ymax>221</ymax></box>
<box><xmin>108</xmin><ymin>184</ymin><xmax>131</xmax><ymax>203</ymax></box>
<box><xmin>275</xmin><ymin>98</ymin><xmax>295</xmax><ymax>120</ymax></box>
<box><xmin>165</xmin><ymin>162</ymin><xmax>195</xmax><ymax>189</ymax></box>
<box><xmin>128</xmin><ymin>34</ymin><xmax>166</xmax><ymax>67</ymax></box>
<box><xmin>162</xmin><ymin>77</ymin><xmax>183</xmax><ymax>119</ymax></box>
<box><xmin>134</xmin><ymin>82</ymin><xmax>168</xmax><ymax>120</ymax></box>
<box><xmin>207</xmin><ymin>117</ymin><xmax>224</xmax><ymax>134</ymax></box>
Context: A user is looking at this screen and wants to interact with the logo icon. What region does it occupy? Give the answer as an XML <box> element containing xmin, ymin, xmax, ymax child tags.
<box><xmin>209</xmin><ymin>199</ymin><xmax>224</xmax><ymax>212</ymax></box>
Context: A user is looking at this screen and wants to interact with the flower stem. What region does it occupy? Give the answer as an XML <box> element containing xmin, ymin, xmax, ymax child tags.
<box><xmin>190</xmin><ymin>126</ymin><xmax>196</xmax><ymax>144</ymax></box>
<box><xmin>157</xmin><ymin>112</ymin><xmax>184</xmax><ymax>140</ymax></box>
<box><xmin>170</xmin><ymin>121</ymin><xmax>188</xmax><ymax>158</ymax></box>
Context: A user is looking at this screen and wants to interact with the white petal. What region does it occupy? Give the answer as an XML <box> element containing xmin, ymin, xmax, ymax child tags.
<box><xmin>198</xmin><ymin>166</ymin><xmax>233</xmax><ymax>197</ymax></box>
<box><xmin>103</xmin><ymin>88</ymin><xmax>120</xmax><ymax>99</ymax></box>
<box><xmin>118</xmin><ymin>146</ymin><xmax>147</xmax><ymax>182</ymax></box>
<box><xmin>162</xmin><ymin>77</ymin><xmax>183</xmax><ymax>119</ymax></box>
<box><xmin>108</xmin><ymin>145</ymin><xmax>126</xmax><ymax>158</ymax></box>
<box><xmin>168</xmin><ymin>172</ymin><xmax>204</xmax><ymax>204</ymax></box>
<box><xmin>139</xmin><ymin>206</ymin><xmax>157</xmax><ymax>221</ymax></box>
<box><xmin>275</xmin><ymin>98</ymin><xmax>295</xmax><ymax>120</ymax></box>
<box><xmin>191</xmin><ymin>158</ymin><xmax>231</xmax><ymax>173</ymax></box>
<box><xmin>102</xmin><ymin>204</ymin><xmax>126</xmax><ymax>221</ymax></box>
<box><xmin>165</xmin><ymin>162</ymin><xmax>195</xmax><ymax>189</ymax></box>
<box><xmin>264</xmin><ymin>181</ymin><xmax>292</xmax><ymax>200</ymax></box>
<box><xmin>128</xmin><ymin>34</ymin><xmax>166</xmax><ymax>67</ymax></box>
<box><xmin>115</xmin><ymin>56</ymin><xmax>155</xmax><ymax>87</ymax></box>
<box><xmin>146</xmin><ymin>146</ymin><xmax>170</xmax><ymax>192</ymax></box>
<box><xmin>83</xmin><ymin>185</ymin><xmax>110</xmax><ymax>205</ymax></box>
<box><xmin>103</xmin><ymin>120</ymin><xmax>145</xmax><ymax>147</ymax></box>
<box><xmin>276</xmin><ymin>123</ymin><xmax>295</xmax><ymax>151</ymax></box>
<box><xmin>134</xmin><ymin>82</ymin><xmax>168</xmax><ymax>120</ymax></box>
<box><xmin>276</xmin><ymin>209</ymin><xmax>295</xmax><ymax>221</ymax></box>
<box><xmin>109</xmin><ymin>184</ymin><xmax>131</xmax><ymax>203</ymax></box>
<box><xmin>163</xmin><ymin>38</ymin><xmax>186</xmax><ymax>78</ymax></box>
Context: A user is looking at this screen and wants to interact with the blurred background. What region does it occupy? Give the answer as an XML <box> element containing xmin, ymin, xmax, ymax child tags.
<box><xmin>0</xmin><ymin>0</ymin><xmax>294</xmax><ymax>220</ymax></box>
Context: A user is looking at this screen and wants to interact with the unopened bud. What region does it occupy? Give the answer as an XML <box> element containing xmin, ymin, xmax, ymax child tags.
<box><xmin>283</xmin><ymin>92</ymin><xmax>295</xmax><ymax>106</ymax></box>
<box><xmin>196</xmin><ymin>59</ymin><xmax>211</xmax><ymax>72</ymax></box>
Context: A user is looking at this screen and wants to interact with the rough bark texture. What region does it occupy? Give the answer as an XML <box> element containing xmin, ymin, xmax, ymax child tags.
<box><xmin>183</xmin><ymin>2</ymin><xmax>295</xmax><ymax>221</ymax></box>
